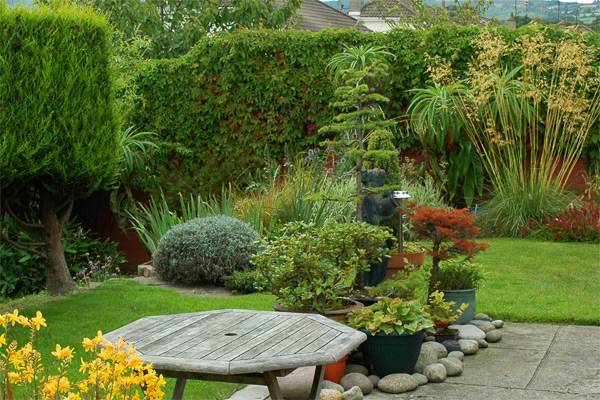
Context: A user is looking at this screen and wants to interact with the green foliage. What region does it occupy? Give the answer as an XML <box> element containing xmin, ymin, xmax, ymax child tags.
<box><xmin>75</xmin><ymin>0</ymin><xmax>304</xmax><ymax>59</ymax></box>
<box><xmin>0</xmin><ymin>3</ymin><xmax>120</xmax><ymax>197</ymax></box>
<box><xmin>436</xmin><ymin>260</ymin><xmax>485</xmax><ymax>290</ymax></box>
<box><xmin>363</xmin><ymin>129</ymin><xmax>402</xmax><ymax>186</ymax></box>
<box><xmin>153</xmin><ymin>216</ymin><xmax>260</xmax><ymax>285</ymax></box>
<box><xmin>0</xmin><ymin>214</ymin><xmax>124</xmax><ymax>298</ymax></box>
<box><xmin>370</xmin><ymin>264</ymin><xmax>431</xmax><ymax>304</ymax></box>
<box><xmin>427</xmin><ymin>290</ymin><xmax>468</xmax><ymax>324</ymax></box>
<box><xmin>347</xmin><ymin>297</ymin><xmax>435</xmax><ymax>336</ymax></box>
<box><xmin>408</xmin><ymin>82</ymin><xmax>483</xmax><ymax>206</ymax></box>
<box><xmin>223</xmin><ymin>269</ymin><xmax>268</xmax><ymax>294</ymax></box>
<box><xmin>252</xmin><ymin>220</ymin><xmax>393</xmax><ymax>313</ymax></box>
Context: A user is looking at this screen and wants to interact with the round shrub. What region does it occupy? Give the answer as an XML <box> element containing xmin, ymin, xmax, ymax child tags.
<box><xmin>153</xmin><ymin>215</ymin><xmax>260</xmax><ymax>285</ymax></box>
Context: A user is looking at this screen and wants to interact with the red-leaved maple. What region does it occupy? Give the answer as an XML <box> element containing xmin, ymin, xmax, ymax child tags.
<box><xmin>403</xmin><ymin>201</ymin><xmax>490</xmax><ymax>292</ymax></box>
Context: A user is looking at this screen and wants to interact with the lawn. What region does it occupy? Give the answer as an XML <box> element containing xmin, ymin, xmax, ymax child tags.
<box><xmin>1</xmin><ymin>238</ymin><xmax>598</xmax><ymax>399</ymax></box>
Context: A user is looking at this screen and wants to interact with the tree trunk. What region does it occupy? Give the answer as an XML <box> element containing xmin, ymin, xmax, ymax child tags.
<box><xmin>41</xmin><ymin>191</ymin><xmax>78</xmax><ymax>296</ymax></box>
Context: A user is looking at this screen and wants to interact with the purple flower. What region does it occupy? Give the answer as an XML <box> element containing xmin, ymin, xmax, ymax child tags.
<box><xmin>84</xmin><ymin>275</ymin><xmax>90</xmax><ymax>280</ymax></box>
<box><xmin>339</xmin><ymin>158</ymin><xmax>346</xmax><ymax>164</ymax></box>
<box><xmin>305</xmin><ymin>156</ymin><xmax>311</xmax><ymax>162</ymax></box>
<box><xmin>421</xmin><ymin>161</ymin><xmax>427</xmax><ymax>167</ymax></box>
<box><xmin>112</xmin><ymin>273</ymin><xmax>117</xmax><ymax>277</ymax></box>
<box><xmin>92</xmin><ymin>265</ymin><xmax>99</xmax><ymax>270</ymax></box>
<box><xmin>308</xmin><ymin>149</ymin><xmax>314</xmax><ymax>156</ymax></box>
<box><xmin>314</xmin><ymin>148</ymin><xmax>320</xmax><ymax>154</ymax></box>
<box><xmin>107</xmin><ymin>256</ymin><xmax>112</xmax><ymax>261</ymax></box>
<box><xmin>343</xmin><ymin>134</ymin><xmax>349</xmax><ymax>140</ymax></box>
<box><xmin>328</xmin><ymin>168</ymin><xmax>334</xmax><ymax>174</ymax></box>
<box><xmin>79</xmin><ymin>271</ymin><xmax>85</xmax><ymax>276</ymax></box>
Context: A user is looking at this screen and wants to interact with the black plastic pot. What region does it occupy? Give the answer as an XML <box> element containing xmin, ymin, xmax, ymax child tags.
<box><xmin>359</xmin><ymin>329</ymin><xmax>425</xmax><ymax>377</ymax></box>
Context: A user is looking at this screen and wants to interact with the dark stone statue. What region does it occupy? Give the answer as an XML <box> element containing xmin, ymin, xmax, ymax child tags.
<box><xmin>360</xmin><ymin>169</ymin><xmax>398</xmax><ymax>287</ymax></box>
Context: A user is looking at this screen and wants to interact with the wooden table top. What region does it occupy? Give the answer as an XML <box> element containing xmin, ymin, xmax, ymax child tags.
<box><xmin>104</xmin><ymin>309</ymin><xmax>367</xmax><ymax>376</ymax></box>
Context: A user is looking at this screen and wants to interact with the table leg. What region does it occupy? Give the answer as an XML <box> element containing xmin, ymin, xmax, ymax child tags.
<box><xmin>263</xmin><ymin>371</ymin><xmax>284</xmax><ymax>400</ymax></box>
<box><xmin>309</xmin><ymin>365</ymin><xmax>325</xmax><ymax>400</ymax></box>
<box><xmin>171</xmin><ymin>377</ymin><xmax>187</xmax><ymax>400</ymax></box>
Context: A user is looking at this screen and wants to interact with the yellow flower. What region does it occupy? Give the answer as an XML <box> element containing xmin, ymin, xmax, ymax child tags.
<box><xmin>8</xmin><ymin>309</ymin><xmax>20</xmax><ymax>325</ymax></box>
<box><xmin>58</xmin><ymin>376</ymin><xmax>70</xmax><ymax>392</ymax></box>
<box><xmin>7</xmin><ymin>371</ymin><xmax>20</xmax><ymax>382</ymax></box>
<box><xmin>30</xmin><ymin>311</ymin><xmax>47</xmax><ymax>331</ymax></box>
<box><xmin>82</xmin><ymin>337</ymin><xmax>95</xmax><ymax>352</ymax></box>
<box><xmin>0</xmin><ymin>313</ymin><xmax>7</xmax><ymax>327</ymax></box>
<box><xmin>0</xmin><ymin>333</ymin><xmax>6</xmax><ymax>347</ymax></box>
<box><xmin>92</xmin><ymin>330</ymin><xmax>105</xmax><ymax>345</ymax></box>
<box><xmin>66</xmin><ymin>392</ymin><xmax>81</xmax><ymax>400</ymax></box>
<box><xmin>51</xmin><ymin>344</ymin><xmax>74</xmax><ymax>360</ymax></box>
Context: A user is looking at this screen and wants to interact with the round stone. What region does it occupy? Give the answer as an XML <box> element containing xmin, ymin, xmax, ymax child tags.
<box><xmin>367</xmin><ymin>375</ymin><xmax>379</xmax><ymax>388</ymax></box>
<box><xmin>412</xmin><ymin>373</ymin><xmax>428</xmax><ymax>385</ymax></box>
<box><xmin>486</xmin><ymin>329</ymin><xmax>503</xmax><ymax>343</ymax></box>
<box><xmin>345</xmin><ymin>364</ymin><xmax>368</xmax><ymax>376</ymax></box>
<box><xmin>377</xmin><ymin>373</ymin><xmax>419</xmax><ymax>394</ymax></box>
<box><xmin>415</xmin><ymin>342</ymin><xmax>445</xmax><ymax>373</ymax></box>
<box><xmin>320</xmin><ymin>388</ymin><xmax>343</xmax><ymax>400</ymax></box>
<box><xmin>449</xmin><ymin>324</ymin><xmax>486</xmax><ymax>341</ymax></box>
<box><xmin>458</xmin><ymin>339</ymin><xmax>479</xmax><ymax>355</ymax></box>
<box><xmin>479</xmin><ymin>323</ymin><xmax>496</xmax><ymax>333</ymax></box>
<box><xmin>477</xmin><ymin>339</ymin><xmax>489</xmax><ymax>348</ymax></box>
<box><xmin>341</xmin><ymin>386</ymin><xmax>363</xmax><ymax>400</ymax></box>
<box><xmin>340</xmin><ymin>373</ymin><xmax>373</xmax><ymax>395</ymax></box>
<box><xmin>322</xmin><ymin>380</ymin><xmax>344</xmax><ymax>393</ymax></box>
<box><xmin>448</xmin><ymin>351</ymin><xmax>464</xmax><ymax>361</ymax></box>
<box><xmin>492</xmin><ymin>320</ymin><xmax>504</xmax><ymax>329</ymax></box>
<box><xmin>439</xmin><ymin>357</ymin><xmax>463</xmax><ymax>376</ymax></box>
<box><xmin>425</xmin><ymin>335</ymin><xmax>436</xmax><ymax>342</ymax></box>
<box><xmin>474</xmin><ymin>313</ymin><xmax>493</xmax><ymax>321</ymax></box>
<box><xmin>423</xmin><ymin>363</ymin><xmax>447</xmax><ymax>382</ymax></box>
<box><xmin>467</xmin><ymin>320</ymin><xmax>490</xmax><ymax>327</ymax></box>
<box><xmin>441</xmin><ymin>340</ymin><xmax>461</xmax><ymax>353</ymax></box>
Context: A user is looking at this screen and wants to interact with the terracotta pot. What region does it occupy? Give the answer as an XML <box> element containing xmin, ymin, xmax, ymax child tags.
<box><xmin>384</xmin><ymin>250</ymin><xmax>425</xmax><ymax>281</ymax></box>
<box><xmin>272</xmin><ymin>299</ymin><xmax>364</xmax><ymax>323</ymax></box>
<box><xmin>434</xmin><ymin>320</ymin><xmax>448</xmax><ymax>330</ymax></box>
<box><xmin>324</xmin><ymin>354</ymin><xmax>348</xmax><ymax>383</ymax></box>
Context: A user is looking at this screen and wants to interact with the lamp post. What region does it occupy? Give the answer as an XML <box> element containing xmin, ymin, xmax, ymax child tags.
<box><xmin>393</xmin><ymin>191</ymin><xmax>411</xmax><ymax>253</ymax></box>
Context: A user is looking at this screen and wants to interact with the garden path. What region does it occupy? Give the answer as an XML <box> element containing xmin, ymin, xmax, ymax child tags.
<box><xmin>228</xmin><ymin>323</ymin><xmax>600</xmax><ymax>400</ymax></box>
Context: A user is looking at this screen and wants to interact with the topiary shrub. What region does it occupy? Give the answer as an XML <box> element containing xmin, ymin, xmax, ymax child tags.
<box><xmin>153</xmin><ymin>215</ymin><xmax>260</xmax><ymax>285</ymax></box>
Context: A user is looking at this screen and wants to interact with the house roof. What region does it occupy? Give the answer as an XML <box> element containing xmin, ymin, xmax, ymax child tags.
<box><xmin>360</xmin><ymin>0</ymin><xmax>416</xmax><ymax>18</ymax></box>
<box><xmin>276</xmin><ymin>0</ymin><xmax>371</xmax><ymax>31</ymax></box>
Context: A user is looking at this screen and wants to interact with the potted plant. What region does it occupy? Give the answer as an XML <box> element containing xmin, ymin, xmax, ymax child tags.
<box><xmin>385</xmin><ymin>240</ymin><xmax>426</xmax><ymax>280</ymax></box>
<box><xmin>403</xmin><ymin>202</ymin><xmax>489</xmax><ymax>294</ymax></box>
<box><xmin>252</xmin><ymin>220</ymin><xmax>393</xmax><ymax>321</ymax></box>
<box><xmin>427</xmin><ymin>290</ymin><xmax>468</xmax><ymax>341</ymax></box>
<box><xmin>347</xmin><ymin>297</ymin><xmax>435</xmax><ymax>376</ymax></box>
<box><xmin>436</xmin><ymin>260</ymin><xmax>485</xmax><ymax>324</ymax></box>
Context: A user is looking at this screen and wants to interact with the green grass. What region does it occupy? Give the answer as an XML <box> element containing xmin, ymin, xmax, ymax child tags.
<box><xmin>475</xmin><ymin>238</ymin><xmax>599</xmax><ymax>325</ymax></box>
<box><xmin>2</xmin><ymin>238</ymin><xmax>598</xmax><ymax>399</ymax></box>
<box><xmin>2</xmin><ymin>280</ymin><xmax>276</xmax><ymax>400</ymax></box>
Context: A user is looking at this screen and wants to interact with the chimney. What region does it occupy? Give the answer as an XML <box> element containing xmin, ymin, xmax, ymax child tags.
<box><xmin>442</xmin><ymin>1</ymin><xmax>446</xmax><ymax>8</ymax></box>
<box><xmin>507</xmin><ymin>15</ymin><xmax>517</xmax><ymax>29</ymax></box>
<box><xmin>349</xmin><ymin>0</ymin><xmax>364</xmax><ymax>17</ymax></box>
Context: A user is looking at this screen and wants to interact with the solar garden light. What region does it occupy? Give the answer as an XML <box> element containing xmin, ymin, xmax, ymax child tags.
<box><xmin>393</xmin><ymin>191</ymin><xmax>411</xmax><ymax>253</ymax></box>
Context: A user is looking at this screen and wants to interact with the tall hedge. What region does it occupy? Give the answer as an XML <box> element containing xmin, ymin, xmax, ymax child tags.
<box><xmin>129</xmin><ymin>25</ymin><xmax>599</xmax><ymax>198</ymax></box>
<box><xmin>0</xmin><ymin>3</ymin><xmax>120</xmax><ymax>295</ymax></box>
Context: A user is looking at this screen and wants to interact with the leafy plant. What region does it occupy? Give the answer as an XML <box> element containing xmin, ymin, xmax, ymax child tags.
<box><xmin>252</xmin><ymin>220</ymin><xmax>393</xmax><ymax>313</ymax></box>
<box><xmin>403</xmin><ymin>202</ymin><xmax>489</xmax><ymax>292</ymax></box>
<box><xmin>427</xmin><ymin>290</ymin><xmax>468</xmax><ymax>323</ymax></box>
<box><xmin>347</xmin><ymin>297</ymin><xmax>435</xmax><ymax>336</ymax></box>
<box><xmin>153</xmin><ymin>215</ymin><xmax>260</xmax><ymax>285</ymax></box>
<box><xmin>223</xmin><ymin>269</ymin><xmax>268</xmax><ymax>294</ymax></box>
<box><xmin>369</xmin><ymin>264</ymin><xmax>431</xmax><ymax>305</ymax></box>
<box><xmin>1</xmin><ymin>213</ymin><xmax>124</xmax><ymax>298</ymax></box>
<box><xmin>73</xmin><ymin>255</ymin><xmax>121</xmax><ymax>288</ymax></box>
<box><xmin>407</xmin><ymin>82</ymin><xmax>483</xmax><ymax>206</ymax></box>
<box><xmin>436</xmin><ymin>260</ymin><xmax>485</xmax><ymax>290</ymax></box>
<box><xmin>541</xmin><ymin>202</ymin><xmax>600</xmax><ymax>243</ymax></box>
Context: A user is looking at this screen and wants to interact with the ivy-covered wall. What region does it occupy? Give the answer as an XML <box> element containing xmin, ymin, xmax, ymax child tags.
<box><xmin>130</xmin><ymin>25</ymin><xmax>599</xmax><ymax>197</ymax></box>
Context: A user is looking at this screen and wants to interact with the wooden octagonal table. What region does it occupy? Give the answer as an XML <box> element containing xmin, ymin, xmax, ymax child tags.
<box><xmin>104</xmin><ymin>309</ymin><xmax>367</xmax><ymax>400</ymax></box>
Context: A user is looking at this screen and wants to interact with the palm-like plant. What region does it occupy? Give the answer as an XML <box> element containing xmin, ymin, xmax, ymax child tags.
<box><xmin>407</xmin><ymin>82</ymin><xmax>483</xmax><ymax>207</ymax></box>
<box><xmin>327</xmin><ymin>44</ymin><xmax>395</xmax><ymax>84</ymax></box>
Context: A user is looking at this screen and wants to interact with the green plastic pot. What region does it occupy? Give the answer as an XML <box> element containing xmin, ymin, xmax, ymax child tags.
<box><xmin>441</xmin><ymin>287</ymin><xmax>476</xmax><ymax>324</ymax></box>
<box><xmin>359</xmin><ymin>329</ymin><xmax>425</xmax><ymax>376</ymax></box>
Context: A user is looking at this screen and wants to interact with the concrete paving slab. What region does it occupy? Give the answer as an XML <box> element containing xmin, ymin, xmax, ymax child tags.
<box><xmin>445</xmin><ymin>347</ymin><xmax>545</xmax><ymax>389</ymax></box>
<box><xmin>526</xmin><ymin>325</ymin><xmax>600</xmax><ymax>396</ymax></box>
<box><xmin>364</xmin><ymin>384</ymin><xmax>600</xmax><ymax>400</ymax></box>
<box><xmin>225</xmin><ymin>323</ymin><xmax>600</xmax><ymax>400</ymax></box>
<box><xmin>490</xmin><ymin>323</ymin><xmax>559</xmax><ymax>351</ymax></box>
